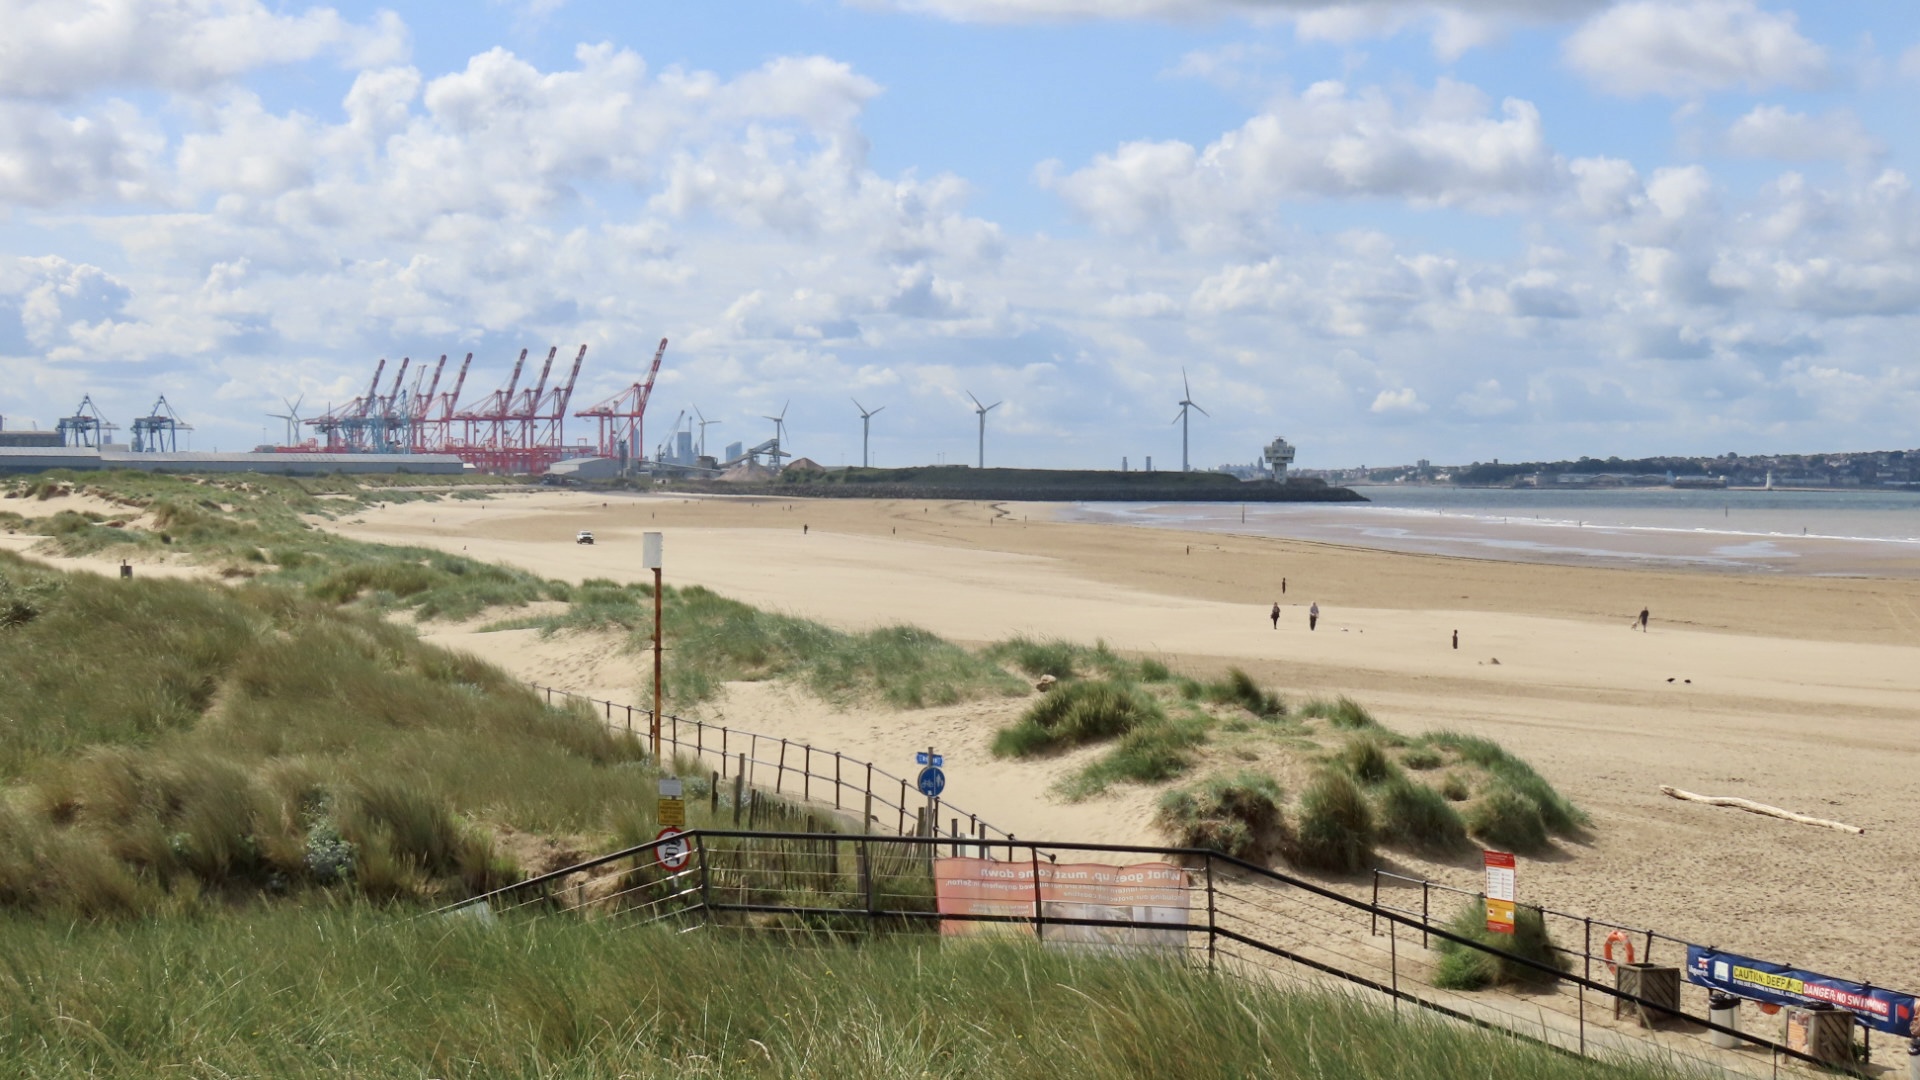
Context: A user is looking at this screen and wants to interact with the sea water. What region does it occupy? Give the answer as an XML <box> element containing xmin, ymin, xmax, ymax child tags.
<box><xmin>1059</xmin><ymin>487</ymin><xmax>1920</xmax><ymax>575</ymax></box>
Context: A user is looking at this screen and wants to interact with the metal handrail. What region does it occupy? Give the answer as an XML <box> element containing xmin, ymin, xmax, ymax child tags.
<box><xmin>438</xmin><ymin>829</ymin><xmax>1869</xmax><ymax>1079</ymax></box>
<box><xmin>528</xmin><ymin>682</ymin><xmax>1014</xmax><ymax>844</ymax></box>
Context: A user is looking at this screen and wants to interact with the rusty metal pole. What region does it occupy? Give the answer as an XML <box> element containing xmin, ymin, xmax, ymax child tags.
<box><xmin>652</xmin><ymin>563</ymin><xmax>663</xmax><ymax>760</ymax></box>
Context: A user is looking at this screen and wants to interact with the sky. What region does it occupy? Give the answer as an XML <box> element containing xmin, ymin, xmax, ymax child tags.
<box><xmin>1</xmin><ymin>0</ymin><xmax>1917</xmax><ymax>470</ymax></box>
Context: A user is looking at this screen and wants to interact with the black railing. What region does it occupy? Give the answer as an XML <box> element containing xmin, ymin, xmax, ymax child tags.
<box><xmin>1370</xmin><ymin>867</ymin><xmax>1906</xmax><ymax>1067</ymax></box>
<box><xmin>530</xmin><ymin>683</ymin><xmax>1014</xmax><ymax>846</ymax></box>
<box><xmin>437</xmin><ymin>831</ymin><xmax>1872</xmax><ymax>1080</ymax></box>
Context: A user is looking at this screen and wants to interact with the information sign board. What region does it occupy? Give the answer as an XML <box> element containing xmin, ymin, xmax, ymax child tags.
<box><xmin>1484</xmin><ymin>851</ymin><xmax>1516</xmax><ymax>934</ymax></box>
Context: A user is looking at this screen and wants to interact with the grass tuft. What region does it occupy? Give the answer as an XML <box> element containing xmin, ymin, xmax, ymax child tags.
<box><xmin>1376</xmin><ymin>777</ymin><xmax>1470</xmax><ymax>854</ymax></box>
<box><xmin>993</xmin><ymin>680</ymin><xmax>1164</xmax><ymax>757</ymax></box>
<box><xmin>1303</xmin><ymin>695</ymin><xmax>1378</xmax><ymax>729</ymax></box>
<box><xmin>1153</xmin><ymin>771</ymin><xmax>1287</xmax><ymax>862</ymax></box>
<box><xmin>1204</xmin><ymin>667</ymin><xmax>1286</xmax><ymax>718</ymax></box>
<box><xmin>1287</xmin><ymin>769</ymin><xmax>1374</xmax><ymax>874</ymax></box>
<box><xmin>1337</xmin><ymin>735</ymin><xmax>1400</xmax><ymax>786</ymax></box>
<box><xmin>1433</xmin><ymin>900</ymin><xmax>1570</xmax><ymax>990</ymax></box>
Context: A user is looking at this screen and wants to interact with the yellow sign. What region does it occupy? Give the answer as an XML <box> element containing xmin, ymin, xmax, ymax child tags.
<box><xmin>658</xmin><ymin>798</ymin><xmax>686</xmax><ymax>828</ymax></box>
<box><xmin>1486</xmin><ymin>898</ymin><xmax>1516</xmax><ymax>932</ymax></box>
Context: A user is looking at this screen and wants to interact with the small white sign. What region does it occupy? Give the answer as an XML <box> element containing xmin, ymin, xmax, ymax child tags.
<box><xmin>642</xmin><ymin>531</ymin><xmax>663</xmax><ymax>569</ymax></box>
<box><xmin>658</xmin><ymin>776</ymin><xmax>682</xmax><ymax>798</ymax></box>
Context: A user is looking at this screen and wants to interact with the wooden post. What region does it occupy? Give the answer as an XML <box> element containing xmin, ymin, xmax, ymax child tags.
<box><xmin>732</xmin><ymin>756</ymin><xmax>745</xmax><ymax>826</ymax></box>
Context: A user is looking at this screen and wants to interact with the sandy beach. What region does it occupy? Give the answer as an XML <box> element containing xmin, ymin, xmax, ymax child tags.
<box><xmin>313</xmin><ymin>490</ymin><xmax>1920</xmax><ymax>990</ymax></box>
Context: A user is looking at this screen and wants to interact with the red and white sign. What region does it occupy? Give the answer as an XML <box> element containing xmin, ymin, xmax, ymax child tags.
<box><xmin>1484</xmin><ymin>850</ymin><xmax>1517</xmax><ymax>934</ymax></box>
<box><xmin>933</xmin><ymin>857</ymin><xmax>1192</xmax><ymax>954</ymax></box>
<box><xmin>655</xmin><ymin>827</ymin><xmax>691</xmax><ymax>871</ymax></box>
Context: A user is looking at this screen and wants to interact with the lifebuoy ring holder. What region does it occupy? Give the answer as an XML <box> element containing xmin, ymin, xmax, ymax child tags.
<box><xmin>1603</xmin><ymin>929</ymin><xmax>1636</xmax><ymax>973</ymax></box>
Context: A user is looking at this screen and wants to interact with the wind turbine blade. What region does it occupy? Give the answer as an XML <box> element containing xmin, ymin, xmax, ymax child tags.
<box><xmin>1192</xmin><ymin>402</ymin><xmax>1210</xmax><ymax>417</ymax></box>
<box><xmin>987</xmin><ymin>401</ymin><xmax>1002</xmax><ymax>412</ymax></box>
<box><xmin>966</xmin><ymin>390</ymin><xmax>984</xmax><ymax>410</ymax></box>
<box><xmin>871</xmin><ymin>406</ymin><xmax>885</xmax><ymax>416</ymax></box>
<box><xmin>1172</xmin><ymin>411</ymin><xmax>1184</xmax><ymax>425</ymax></box>
<box><xmin>1183</xmin><ymin>366</ymin><xmax>1191</xmax><ymax>400</ymax></box>
<box><xmin>779</xmin><ymin>400</ymin><xmax>789</xmax><ymax>420</ymax></box>
<box><xmin>852</xmin><ymin>398</ymin><xmax>866</xmax><ymax>415</ymax></box>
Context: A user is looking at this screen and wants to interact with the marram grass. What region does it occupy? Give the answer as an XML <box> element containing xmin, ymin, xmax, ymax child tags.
<box><xmin>0</xmin><ymin>906</ymin><xmax>1695</xmax><ymax>1080</ymax></box>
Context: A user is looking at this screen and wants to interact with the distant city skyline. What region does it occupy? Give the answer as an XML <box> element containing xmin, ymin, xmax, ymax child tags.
<box><xmin>1</xmin><ymin>1</ymin><xmax>1917</xmax><ymax>470</ymax></box>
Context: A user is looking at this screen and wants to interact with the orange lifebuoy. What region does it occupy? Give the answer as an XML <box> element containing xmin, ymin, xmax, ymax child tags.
<box><xmin>1603</xmin><ymin>930</ymin><xmax>1636</xmax><ymax>973</ymax></box>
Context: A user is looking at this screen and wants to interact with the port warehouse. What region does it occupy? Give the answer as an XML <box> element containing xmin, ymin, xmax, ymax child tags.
<box><xmin>0</xmin><ymin>448</ymin><xmax>466</xmax><ymax>476</ymax></box>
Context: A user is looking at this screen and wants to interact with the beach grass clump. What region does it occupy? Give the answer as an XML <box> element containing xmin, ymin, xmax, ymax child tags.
<box><xmin>1303</xmin><ymin>695</ymin><xmax>1378</xmax><ymax>729</ymax></box>
<box><xmin>1465</xmin><ymin>786</ymin><xmax>1550</xmax><ymax>853</ymax></box>
<box><xmin>1402</xmin><ymin>747</ymin><xmax>1444</xmax><ymax>770</ymax></box>
<box><xmin>987</xmin><ymin>635</ymin><xmax>1083</xmax><ymax>681</ymax></box>
<box><xmin>1433</xmin><ymin>900</ymin><xmax>1570</xmax><ymax>990</ymax></box>
<box><xmin>1337</xmin><ymin>735</ymin><xmax>1400</xmax><ymax>786</ymax></box>
<box><xmin>1153</xmin><ymin>770</ymin><xmax>1287</xmax><ymax>862</ymax></box>
<box><xmin>1376</xmin><ymin>777</ymin><xmax>1470</xmax><ymax>854</ymax></box>
<box><xmin>662</xmin><ymin>585</ymin><xmax>1023</xmax><ymax>709</ymax></box>
<box><xmin>985</xmin><ymin>636</ymin><xmax>1156</xmax><ymax>684</ymax></box>
<box><xmin>1059</xmin><ymin>713</ymin><xmax>1209</xmax><ymax>799</ymax></box>
<box><xmin>1423</xmin><ymin>731</ymin><xmax>1588</xmax><ymax>849</ymax></box>
<box><xmin>1204</xmin><ymin>667</ymin><xmax>1287</xmax><ymax>718</ymax></box>
<box><xmin>1286</xmin><ymin>769</ymin><xmax>1374</xmax><ymax>874</ymax></box>
<box><xmin>992</xmin><ymin>679</ymin><xmax>1164</xmax><ymax>757</ymax></box>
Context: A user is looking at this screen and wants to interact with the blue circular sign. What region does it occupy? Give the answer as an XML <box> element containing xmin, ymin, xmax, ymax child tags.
<box><xmin>917</xmin><ymin>766</ymin><xmax>946</xmax><ymax>798</ymax></box>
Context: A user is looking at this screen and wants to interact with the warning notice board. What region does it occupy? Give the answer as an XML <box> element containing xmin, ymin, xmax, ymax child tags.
<box><xmin>934</xmin><ymin>857</ymin><xmax>1194</xmax><ymax>954</ymax></box>
<box><xmin>1484</xmin><ymin>850</ymin><xmax>1516</xmax><ymax>934</ymax></box>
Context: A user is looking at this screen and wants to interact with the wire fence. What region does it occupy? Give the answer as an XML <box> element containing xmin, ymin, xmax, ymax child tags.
<box><xmin>530</xmin><ymin>683</ymin><xmax>1016</xmax><ymax>847</ymax></box>
<box><xmin>438</xmin><ymin>831</ymin><xmax>1887</xmax><ymax>1080</ymax></box>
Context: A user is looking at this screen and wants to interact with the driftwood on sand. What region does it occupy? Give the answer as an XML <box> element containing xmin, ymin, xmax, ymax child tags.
<box><xmin>1658</xmin><ymin>786</ymin><xmax>1864</xmax><ymax>835</ymax></box>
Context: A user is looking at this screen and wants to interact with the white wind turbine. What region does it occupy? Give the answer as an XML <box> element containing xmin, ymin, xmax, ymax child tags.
<box><xmin>853</xmin><ymin>399</ymin><xmax>885</xmax><ymax>468</ymax></box>
<box><xmin>967</xmin><ymin>391</ymin><xmax>1001</xmax><ymax>469</ymax></box>
<box><xmin>1173</xmin><ymin>368</ymin><xmax>1208</xmax><ymax>472</ymax></box>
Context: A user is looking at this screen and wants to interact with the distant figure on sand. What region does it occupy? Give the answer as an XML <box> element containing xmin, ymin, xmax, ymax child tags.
<box><xmin>1270</xmin><ymin>602</ymin><xmax>1280</xmax><ymax>629</ymax></box>
<box><xmin>1281</xmin><ymin>577</ymin><xmax>1287</xmax><ymax>595</ymax></box>
<box><xmin>1452</xmin><ymin>629</ymin><xmax>1458</xmax><ymax>650</ymax></box>
<box><xmin>1638</xmin><ymin>607</ymin><xmax>1649</xmax><ymax>632</ymax></box>
<box><xmin>1309</xmin><ymin>602</ymin><xmax>1320</xmax><ymax>631</ymax></box>
<box><xmin>803</xmin><ymin>524</ymin><xmax>809</xmax><ymax>535</ymax></box>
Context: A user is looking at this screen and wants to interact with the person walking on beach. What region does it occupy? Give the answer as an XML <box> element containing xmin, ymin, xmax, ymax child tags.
<box><xmin>1281</xmin><ymin>577</ymin><xmax>1287</xmax><ymax>595</ymax></box>
<box><xmin>1638</xmin><ymin>607</ymin><xmax>1649</xmax><ymax>632</ymax></box>
<box><xmin>1452</xmin><ymin>629</ymin><xmax>1458</xmax><ymax>650</ymax></box>
<box><xmin>1309</xmin><ymin>602</ymin><xmax>1320</xmax><ymax>631</ymax></box>
<box><xmin>1270</xmin><ymin>602</ymin><xmax>1280</xmax><ymax>629</ymax></box>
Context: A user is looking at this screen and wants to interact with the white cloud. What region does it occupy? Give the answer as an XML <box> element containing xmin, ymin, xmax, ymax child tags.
<box><xmin>1044</xmin><ymin>79</ymin><xmax>1558</xmax><ymax>247</ymax></box>
<box><xmin>1723</xmin><ymin>105</ymin><xmax>1881</xmax><ymax>162</ymax></box>
<box><xmin>1370</xmin><ymin>386</ymin><xmax>1427</xmax><ymax>413</ymax></box>
<box><xmin>0</xmin><ymin>0</ymin><xmax>409</xmax><ymax>101</ymax></box>
<box><xmin>0</xmin><ymin>99</ymin><xmax>164</xmax><ymax>205</ymax></box>
<box><xmin>1454</xmin><ymin>378</ymin><xmax>1516</xmax><ymax>416</ymax></box>
<box><xmin>1564</xmin><ymin>0</ymin><xmax>1826</xmax><ymax>98</ymax></box>
<box><xmin>1901</xmin><ymin>42</ymin><xmax>1920</xmax><ymax>80</ymax></box>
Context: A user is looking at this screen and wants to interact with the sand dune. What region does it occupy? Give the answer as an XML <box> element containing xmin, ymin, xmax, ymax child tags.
<box><xmin>324</xmin><ymin>489</ymin><xmax>1920</xmax><ymax>991</ymax></box>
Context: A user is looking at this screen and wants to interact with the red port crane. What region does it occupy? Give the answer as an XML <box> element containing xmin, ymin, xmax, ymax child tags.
<box><xmin>575</xmin><ymin>338</ymin><xmax>668</xmax><ymax>463</ymax></box>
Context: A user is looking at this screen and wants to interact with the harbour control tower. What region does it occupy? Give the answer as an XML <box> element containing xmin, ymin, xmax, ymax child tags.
<box><xmin>1263</xmin><ymin>436</ymin><xmax>1296</xmax><ymax>480</ymax></box>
